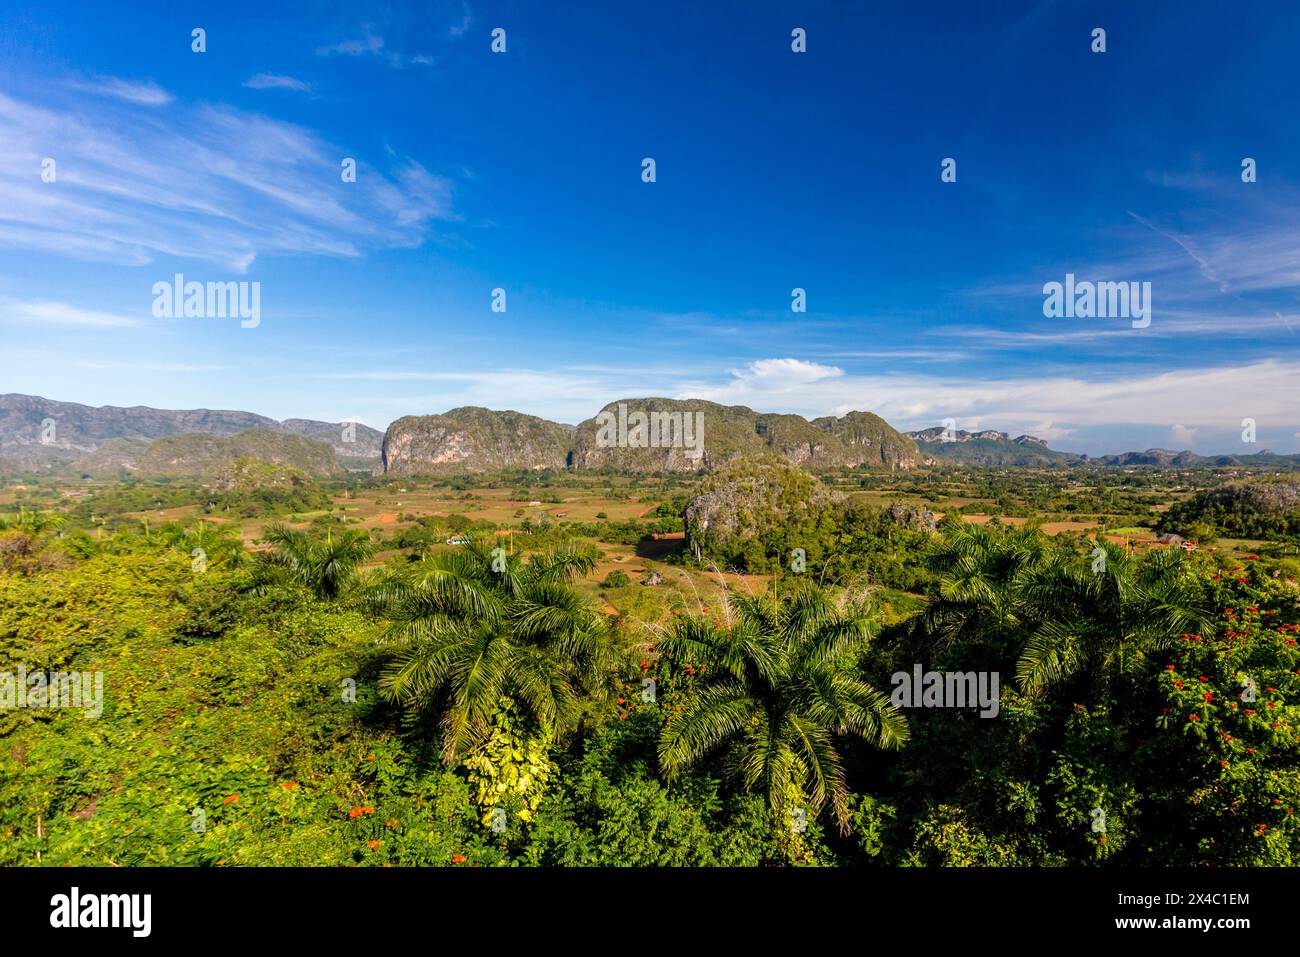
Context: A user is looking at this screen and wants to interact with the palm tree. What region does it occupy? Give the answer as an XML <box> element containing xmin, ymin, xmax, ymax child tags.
<box><xmin>360</xmin><ymin>537</ymin><xmax>610</xmax><ymax>760</ymax></box>
<box><xmin>0</xmin><ymin>507</ymin><xmax>66</xmax><ymax>536</ymax></box>
<box><xmin>657</xmin><ymin>583</ymin><xmax>908</xmax><ymax>842</ymax></box>
<box><xmin>255</xmin><ymin>523</ymin><xmax>372</xmax><ymax>599</ymax></box>
<box><xmin>169</xmin><ymin>520</ymin><xmax>246</xmax><ymax>569</ymax></box>
<box><xmin>1016</xmin><ymin>541</ymin><xmax>1212</xmax><ymax>704</ymax></box>
<box><xmin>917</xmin><ymin>522</ymin><xmax>1049</xmax><ymax>655</ymax></box>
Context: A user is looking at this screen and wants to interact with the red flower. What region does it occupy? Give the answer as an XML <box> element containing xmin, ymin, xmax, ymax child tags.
<box><xmin>451</xmin><ymin>853</ymin><xmax>467</xmax><ymax>864</ymax></box>
<box><xmin>1189</xmin><ymin>714</ymin><xmax>1200</xmax><ymax>722</ymax></box>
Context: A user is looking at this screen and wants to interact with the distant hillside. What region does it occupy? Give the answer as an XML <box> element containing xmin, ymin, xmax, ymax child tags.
<box><xmin>0</xmin><ymin>394</ymin><xmax>381</xmax><ymax>471</ymax></box>
<box><xmin>279</xmin><ymin>418</ymin><xmax>383</xmax><ymax>461</ymax></box>
<box><xmin>381</xmin><ymin>407</ymin><xmax>572</xmax><ymax>475</ymax></box>
<box><xmin>906</xmin><ymin>428</ymin><xmax>1083</xmax><ymax>467</ymax></box>
<box><xmin>810</xmin><ymin>410</ymin><xmax>924</xmax><ymax>468</ymax></box>
<box><xmin>75</xmin><ymin>429</ymin><xmax>341</xmax><ymax>480</ymax></box>
<box><xmin>213</xmin><ymin>456</ymin><xmax>323</xmax><ymax>495</ymax></box>
<box><xmin>683</xmin><ymin>457</ymin><xmax>840</xmax><ymax>560</ymax></box>
<box><xmin>1160</xmin><ymin>476</ymin><xmax>1300</xmax><ymax>540</ymax></box>
<box><xmin>1090</xmin><ymin>448</ymin><xmax>1300</xmax><ymax>468</ymax></box>
<box><xmin>565</xmin><ymin>399</ymin><xmax>921</xmax><ymax>473</ymax></box>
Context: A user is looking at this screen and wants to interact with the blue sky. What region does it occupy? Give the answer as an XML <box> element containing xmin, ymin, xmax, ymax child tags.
<box><xmin>2</xmin><ymin>0</ymin><xmax>1299</xmax><ymax>454</ymax></box>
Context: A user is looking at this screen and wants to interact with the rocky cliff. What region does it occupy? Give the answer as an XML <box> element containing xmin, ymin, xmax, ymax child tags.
<box><xmin>380</xmin><ymin>407</ymin><xmax>572</xmax><ymax>475</ymax></box>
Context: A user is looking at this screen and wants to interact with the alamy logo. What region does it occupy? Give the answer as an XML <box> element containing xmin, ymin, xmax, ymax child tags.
<box><xmin>50</xmin><ymin>887</ymin><xmax>151</xmax><ymax>937</ymax></box>
<box><xmin>152</xmin><ymin>273</ymin><xmax>261</xmax><ymax>328</ymax></box>
<box><xmin>1042</xmin><ymin>273</ymin><xmax>1150</xmax><ymax>329</ymax></box>
<box><xmin>890</xmin><ymin>665</ymin><xmax>1000</xmax><ymax>718</ymax></box>
<box><xmin>595</xmin><ymin>403</ymin><xmax>704</xmax><ymax>460</ymax></box>
<box><xmin>1</xmin><ymin>665</ymin><xmax>103</xmax><ymax>718</ymax></box>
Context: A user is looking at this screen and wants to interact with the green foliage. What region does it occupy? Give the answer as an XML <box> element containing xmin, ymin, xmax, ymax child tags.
<box><xmin>361</xmin><ymin>536</ymin><xmax>612</xmax><ymax>759</ymax></box>
<box><xmin>3</xmin><ymin>488</ymin><xmax>1299</xmax><ymax>867</ymax></box>
<box><xmin>657</xmin><ymin>582</ymin><xmax>908</xmax><ymax>849</ymax></box>
<box><xmin>1161</xmin><ymin>477</ymin><xmax>1300</xmax><ymax>542</ymax></box>
<box><xmin>601</xmin><ymin>569</ymin><xmax>631</xmax><ymax>588</ymax></box>
<box><xmin>255</xmin><ymin>524</ymin><xmax>373</xmax><ymax>599</ymax></box>
<box><xmin>462</xmin><ymin>699</ymin><xmax>556</xmax><ymax>827</ymax></box>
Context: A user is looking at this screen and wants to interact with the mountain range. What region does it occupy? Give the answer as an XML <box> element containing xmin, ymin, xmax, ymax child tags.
<box><xmin>2</xmin><ymin>393</ymin><xmax>1297</xmax><ymax>478</ymax></box>
<box><xmin>0</xmin><ymin>393</ymin><xmax>382</xmax><ymax>473</ymax></box>
<box><xmin>906</xmin><ymin>427</ymin><xmax>1300</xmax><ymax>469</ymax></box>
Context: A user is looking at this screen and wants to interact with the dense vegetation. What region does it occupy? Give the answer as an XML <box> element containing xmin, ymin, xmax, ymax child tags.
<box><xmin>1162</xmin><ymin>477</ymin><xmax>1300</xmax><ymax>543</ymax></box>
<box><xmin>3</xmin><ymin>473</ymin><xmax>1297</xmax><ymax>866</ymax></box>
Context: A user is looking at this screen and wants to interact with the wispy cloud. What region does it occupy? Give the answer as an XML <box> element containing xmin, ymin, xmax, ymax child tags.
<box><xmin>316</xmin><ymin>29</ymin><xmax>433</xmax><ymax>69</ymax></box>
<box><xmin>66</xmin><ymin>75</ymin><xmax>172</xmax><ymax>106</ymax></box>
<box><xmin>243</xmin><ymin>73</ymin><xmax>312</xmax><ymax>93</ymax></box>
<box><xmin>448</xmin><ymin>3</ymin><xmax>473</xmax><ymax>37</ymax></box>
<box><xmin>2</xmin><ymin>300</ymin><xmax>140</xmax><ymax>328</ymax></box>
<box><xmin>0</xmin><ymin>86</ymin><xmax>458</xmax><ymax>271</ymax></box>
<box><xmin>316</xmin><ymin>32</ymin><xmax>385</xmax><ymax>57</ymax></box>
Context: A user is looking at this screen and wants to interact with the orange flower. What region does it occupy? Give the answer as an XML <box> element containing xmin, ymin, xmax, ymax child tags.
<box><xmin>367</xmin><ymin>840</ymin><xmax>382</xmax><ymax>849</ymax></box>
<box><xmin>222</xmin><ymin>794</ymin><xmax>239</xmax><ymax>805</ymax></box>
<box><xmin>386</xmin><ymin>819</ymin><xmax>398</xmax><ymax>828</ymax></box>
<box><xmin>365</xmin><ymin>755</ymin><xmax>377</xmax><ymax>762</ymax></box>
<box><xmin>451</xmin><ymin>853</ymin><xmax>467</xmax><ymax>864</ymax></box>
<box><xmin>280</xmin><ymin>781</ymin><xmax>298</xmax><ymax>790</ymax></box>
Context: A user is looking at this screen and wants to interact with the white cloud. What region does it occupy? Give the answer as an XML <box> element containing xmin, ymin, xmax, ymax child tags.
<box><xmin>316</xmin><ymin>33</ymin><xmax>385</xmax><ymax>57</ymax></box>
<box><xmin>315</xmin><ymin>31</ymin><xmax>432</xmax><ymax>68</ymax></box>
<box><xmin>1170</xmin><ymin>424</ymin><xmax>1199</xmax><ymax>446</ymax></box>
<box><xmin>2</xmin><ymin>300</ymin><xmax>140</xmax><ymax>327</ymax></box>
<box><xmin>675</xmin><ymin>357</ymin><xmax>1300</xmax><ymax>443</ymax></box>
<box><xmin>0</xmin><ymin>88</ymin><xmax>457</xmax><ymax>270</ymax></box>
<box><xmin>243</xmin><ymin>74</ymin><xmax>312</xmax><ymax>92</ymax></box>
<box><xmin>66</xmin><ymin>76</ymin><xmax>172</xmax><ymax>106</ymax></box>
<box><xmin>448</xmin><ymin>4</ymin><xmax>473</xmax><ymax>37</ymax></box>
